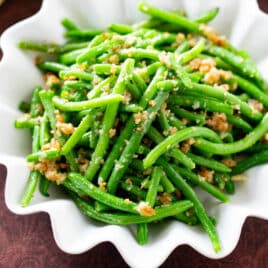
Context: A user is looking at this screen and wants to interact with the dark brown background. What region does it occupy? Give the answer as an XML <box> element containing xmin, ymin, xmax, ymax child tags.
<box><xmin>1</xmin><ymin>1</ymin><xmax>268</xmax><ymax>267</ymax></box>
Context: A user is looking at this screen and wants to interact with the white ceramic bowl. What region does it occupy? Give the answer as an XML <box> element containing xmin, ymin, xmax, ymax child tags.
<box><xmin>1</xmin><ymin>0</ymin><xmax>268</xmax><ymax>267</ymax></box>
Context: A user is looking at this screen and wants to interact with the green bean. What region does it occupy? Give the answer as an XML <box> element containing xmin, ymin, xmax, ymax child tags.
<box><xmin>120</xmin><ymin>104</ymin><xmax>143</xmax><ymax>113</ymax></box>
<box><xmin>160</xmin><ymin>173</ymin><xmax>176</xmax><ymax>193</ymax></box>
<box><xmin>139</xmin><ymin>62</ymin><xmax>162</xmax><ymax>80</ymax></box>
<box><xmin>118</xmin><ymin>48</ymin><xmax>159</xmax><ymax>61</ymax></box>
<box><xmin>237</xmin><ymin>93</ymin><xmax>250</xmax><ymax>102</ymax></box>
<box><xmin>157</xmin><ymin>158</ymin><xmax>221</xmax><ymax>252</ymax></box>
<box><xmin>77</xmin><ymin>39</ymin><xmax>121</xmax><ymax>64</ymax></box>
<box><xmin>138</xmin><ymin>1</ymin><xmax>200</xmax><ymax>33</ymax></box>
<box><xmin>206</xmin><ymin>44</ymin><xmax>263</xmax><ymax>84</ymax></box>
<box><xmin>109</xmin><ymin>23</ymin><xmax>133</xmax><ymax>34</ymax></box>
<box><xmin>234</xmin><ymin>74</ymin><xmax>268</xmax><ymax>108</ymax></box>
<box><xmin>98</xmin><ymin>119</ymin><xmax>135</xmax><ymax>183</ymax></box>
<box><xmin>120</xmin><ymin>182</ymin><xmax>147</xmax><ymax>199</ymax></box>
<box><xmin>158</xmin><ymin>109</ymin><xmax>170</xmax><ymax>132</ymax></box>
<box><xmin>87</xmin><ymin>76</ymin><xmax>116</xmax><ymax>100</ymax></box>
<box><xmin>146</xmin><ymin>126</ymin><xmax>195</xmax><ymax>169</ymax></box>
<box><xmin>39</xmin><ymin>176</ymin><xmax>51</xmax><ymax>197</ymax></box>
<box><xmin>93</xmin><ymin>64</ymin><xmax>121</xmax><ymax>76</ymax></box>
<box><xmin>89</xmin><ymin>121</ymin><xmax>100</xmax><ymax>149</ymax></box>
<box><xmin>14</xmin><ymin>117</ymin><xmax>40</xmax><ymax>129</ymax></box>
<box><xmin>183</xmin><ymin>82</ymin><xmax>262</xmax><ymax>121</ymax></box>
<box><xmin>26</xmin><ymin>149</ymin><xmax>60</xmax><ymax>162</ymax></box>
<box><xmin>39</xmin><ymin>90</ymin><xmax>78</xmax><ymax>171</ymax></box>
<box><xmin>195</xmin><ymin>7</ymin><xmax>219</xmax><ymax>24</ymax></box>
<box><xmin>168</xmin><ymin>114</ymin><xmax>184</xmax><ymax>129</ymax></box>
<box><xmin>65</xmin><ymin>29</ymin><xmax>103</xmax><ymax>39</ymax></box>
<box><xmin>65</xmin><ymin>173</ymin><xmax>139</xmax><ymax>214</ymax></box>
<box><xmin>85</xmin><ymin>59</ymin><xmax>135</xmax><ymax>181</ymax></box>
<box><xmin>60</xmin><ymin>48</ymin><xmax>87</xmax><ymax>65</ymax></box>
<box><xmin>167</xmin><ymin>93</ymin><xmax>233</xmax><ymax>115</ymax></box>
<box><xmin>225</xmin><ymin>179</ymin><xmax>235</xmax><ymax>194</ymax></box>
<box><xmin>18</xmin><ymin>101</ymin><xmax>30</xmax><ymax>113</ymax></box>
<box><xmin>246</xmin><ymin>143</ymin><xmax>268</xmax><ymax>153</ymax></box>
<box><xmin>227</xmin><ymin>114</ymin><xmax>252</xmax><ymax>133</ymax></box>
<box><xmin>195</xmin><ymin>113</ymin><xmax>268</xmax><ymax>155</ymax></box>
<box><xmin>69</xmin><ymin>191</ymin><xmax>193</xmax><ymax>225</ymax></box>
<box><xmin>174</xmin><ymin>212</ymin><xmax>199</xmax><ymax>225</ymax></box>
<box><xmin>186</xmin><ymin>153</ymin><xmax>231</xmax><ymax>173</ymax></box>
<box><xmin>232</xmin><ymin>150</ymin><xmax>268</xmax><ymax>175</ymax></box>
<box><xmin>146</xmin><ymin>166</ymin><xmax>162</xmax><ymax>207</ymax></box>
<box><xmin>52</xmin><ymin>94</ymin><xmax>123</xmax><ymax>112</ymax></box>
<box><xmin>59</xmin><ymin>69</ymin><xmax>93</xmax><ymax>81</ymax></box>
<box><xmin>175</xmin><ymin>40</ymin><xmax>190</xmax><ymax>55</ymax></box>
<box><xmin>177</xmin><ymin>39</ymin><xmax>205</xmax><ymax>65</ymax></box>
<box><xmin>132</xmin><ymin>72</ymin><xmax>147</xmax><ymax>92</ymax></box>
<box><xmin>20</xmin><ymin>125</ymin><xmax>41</xmax><ymax>206</ymax></box>
<box><xmin>107</xmin><ymin>90</ymin><xmax>169</xmax><ymax>194</ymax></box>
<box><xmin>61</xmin><ymin>114</ymin><xmax>94</xmax><ymax>155</ymax></box>
<box><xmin>61</xmin><ymin>18</ymin><xmax>79</xmax><ymax>31</ymax></box>
<box><xmin>38</xmin><ymin>61</ymin><xmax>67</xmax><ymax>72</ymax></box>
<box><xmin>171</xmin><ymin>107</ymin><xmax>205</xmax><ymax>125</ymax></box>
<box><xmin>136</xmin><ymin>223</ymin><xmax>148</xmax><ymax>245</ymax></box>
<box><xmin>125</xmin><ymin>80</ymin><xmax>141</xmax><ymax>100</ymax></box>
<box><xmin>143</xmin><ymin>126</ymin><xmax>221</xmax><ymax>169</ymax></box>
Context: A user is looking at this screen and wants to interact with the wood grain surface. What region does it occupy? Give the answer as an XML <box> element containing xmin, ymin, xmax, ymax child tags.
<box><xmin>1</xmin><ymin>1</ymin><xmax>268</xmax><ymax>267</ymax></box>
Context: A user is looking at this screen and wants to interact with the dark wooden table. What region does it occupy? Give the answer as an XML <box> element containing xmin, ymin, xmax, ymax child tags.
<box><xmin>1</xmin><ymin>1</ymin><xmax>268</xmax><ymax>267</ymax></box>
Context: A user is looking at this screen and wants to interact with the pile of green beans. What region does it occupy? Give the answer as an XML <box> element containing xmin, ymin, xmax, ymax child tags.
<box><xmin>15</xmin><ymin>1</ymin><xmax>268</xmax><ymax>252</ymax></box>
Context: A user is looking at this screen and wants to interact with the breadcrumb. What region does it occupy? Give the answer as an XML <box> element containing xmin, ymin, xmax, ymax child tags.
<box><xmin>135</xmin><ymin>201</ymin><xmax>155</xmax><ymax>216</ymax></box>
<box><xmin>200</xmin><ymin>24</ymin><xmax>227</xmax><ymax>47</ymax></box>
<box><xmin>199</xmin><ymin>167</ymin><xmax>214</xmax><ymax>183</ymax></box>
<box><xmin>98</xmin><ymin>181</ymin><xmax>107</xmax><ymax>191</ymax></box>
<box><xmin>206</xmin><ymin>113</ymin><xmax>230</xmax><ymax>131</ymax></box>
<box><xmin>109</xmin><ymin>128</ymin><xmax>116</xmax><ymax>138</ymax></box>
<box><xmin>180</xmin><ymin>138</ymin><xmax>195</xmax><ymax>153</ymax></box>
<box><xmin>248</xmin><ymin>99</ymin><xmax>264</xmax><ymax>112</ymax></box>
<box><xmin>41</xmin><ymin>138</ymin><xmax>61</xmax><ymax>151</ymax></box>
<box><xmin>159</xmin><ymin>192</ymin><xmax>172</xmax><ymax>205</ymax></box>
<box><xmin>221</xmin><ymin>158</ymin><xmax>237</xmax><ymax>168</ymax></box>
<box><xmin>134</xmin><ymin>111</ymin><xmax>148</xmax><ymax>124</ymax></box>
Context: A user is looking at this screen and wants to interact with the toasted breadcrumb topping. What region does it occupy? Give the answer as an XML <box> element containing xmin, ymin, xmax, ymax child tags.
<box><xmin>135</xmin><ymin>201</ymin><xmax>155</xmax><ymax>216</ymax></box>
<box><xmin>200</xmin><ymin>24</ymin><xmax>227</xmax><ymax>47</ymax></box>
<box><xmin>45</xmin><ymin>73</ymin><xmax>60</xmax><ymax>88</ymax></box>
<box><xmin>248</xmin><ymin>99</ymin><xmax>264</xmax><ymax>112</ymax></box>
<box><xmin>199</xmin><ymin>167</ymin><xmax>214</xmax><ymax>183</ymax></box>
<box><xmin>109</xmin><ymin>128</ymin><xmax>116</xmax><ymax>138</ymax></box>
<box><xmin>108</xmin><ymin>54</ymin><xmax>120</xmax><ymax>65</ymax></box>
<box><xmin>41</xmin><ymin>138</ymin><xmax>61</xmax><ymax>151</ymax></box>
<box><xmin>204</xmin><ymin>67</ymin><xmax>232</xmax><ymax>85</ymax></box>
<box><xmin>30</xmin><ymin>159</ymin><xmax>67</xmax><ymax>184</ymax></box>
<box><xmin>134</xmin><ymin>111</ymin><xmax>148</xmax><ymax>124</ymax></box>
<box><xmin>123</xmin><ymin>91</ymin><xmax>132</xmax><ymax>104</ymax></box>
<box><xmin>56</xmin><ymin>122</ymin><xmax>75</xmax><ymax>135</ymax></box>
<box><xmin>206</xmin><ymin>113</ymin><xmax>230</xmax><ymax>131</ymax></box>
<box><xmin>98</xmin><ymin>181</ymin><xmax>107</xmax><ymax>191</ymax></box>
<box><xmin>149</xmin><ymin>100</ymin><xmax>156</xmax><ymax>107</ymax></box>
<box><xmin>159</xmin><ymin>52</ymin><xmax>171</xmax><ymax>68</ymax></box>
<box><xmin>124</xmin><ymin>198</ymin><xmax>131</xmax><ymax>204</ymax></box>
<box><xmin>180</xmin><ymin>138</ymin><xmax>195</xmax><ymax>153</ymax></box>
<box><xmin>221</xmin><ymin>158</ymin><xmax>237</xmax><ymax>168</ymax></box>
<box><xmin>159</xmin><ymin>192</ymin><xmax>172</xmax><ymax>205</ymax></box>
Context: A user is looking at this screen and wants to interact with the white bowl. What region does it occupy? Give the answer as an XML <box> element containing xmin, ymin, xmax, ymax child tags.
<box><xmin>1</xmin><ymin>0</ymin><xmax>268</xmax><ymax>267</ymax></box>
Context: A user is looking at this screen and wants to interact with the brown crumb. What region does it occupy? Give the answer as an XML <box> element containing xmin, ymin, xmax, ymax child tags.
<box><xmin>174</xmin><ymin>189</ymin><xmax>182</xmax><ymax>199</ymax></box>
<box><xmin>180</xmin><ymin>138</ymin><xmax>195</xmax><ymax>153</ymax></box>
<box><xmin>108</xmin><ymin>54</ymin><xmax>120</xmax><ymax>65</ymax></box>
<box><xmin>98</xmin><ymin>181</ymin><xmax>107</xmax><ymax>191</ymax></box>
<box><xmin>31</xmin><ymin>159</ymin><xmax>66</xmax><ymax>184</ymax></box>
<box><xmin>200</xmin><ymin>24</ymin><xmax>227</xmax><ymax>47</ymax></box>
<box><xmin>149</xmin><ymin>100</ymin><xmax>156</xmax><ymax>107</ymax></box>
<box><xmin>199</xmin><ymin>167</ymin><xmax>214</xmax><ymax>183</ymax></box>
<box><xmin>206</xmin><ymin>113</ymin><xmax>230</xmax><ymax>131</ymax></box>
<box><xmin>56</xmin><ymin>122</ymin><xmax>75</xmax><ymax>135</ymax></box>
<box><xmin>168</xmin><ymin>127</ymin><xmax>177</xmax><ymax>135</ymax></box>
<box><xmin>79</xmin><ymin>64</ymin><xmax>87</xmax><ymax>71</ymax></box>
<box><xmin>45</xmin><ymin>73</ymin><xmax>60</xmax><ymax>88</ymax></box>
<box><xmin>221</xmin><ymin>158</ymin><xmax>237</xmax><ymax>168</ymax></box>
<box><xmin>204</xmin><ymin>67</ymin><xmax>232</xmax><ymax>85</ymax></box>
<box><xmin>123</xmin><ymin>91</ymin><xmax>132</xmax><ymax>104</ymax></box>
<box><xmin>35</xmin><ymin>56</ymin><xmax>42</xmax><ymax>65</ymax></box>
<box><xmin>134</xmin><ymin>111</ymin><xmax>148</xmax><ymax>124</ymax></box>
<box><xmin>159</xmin><ymin>52</ymin><xmax>171</xmax><ymax>68</ymax></box>
<box><xmin>135</xmin><ymin>201</ymin><xmax>155</xmax><ymax>216</ymax></box>
<box><xmin>124</xmin><ymin>198</ymin><xmax>131</xmax><ymax>204</ymax></box>
<box><xmin>125</xmin><ymin>178</ymin><xmax>133</xmax><ymax>186</ymax></box>
<box><xmin>248</xmin><ymin>99</ymin><xmax>264</xmax><ymax>112</ymax></box>
<box><xmin>109</xmin><ymin>128</ymin><xmax>116</xmax><ymax>138</ymax></box>
<box><xmin>159</xmin><ymin>192</ymin><xmax>172</xmax><ymax>205</ymax></box>
<box><xmin>41</xmin><ymin>138</ymin><xmax>61</xmax><ymax>151</ymax></box>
